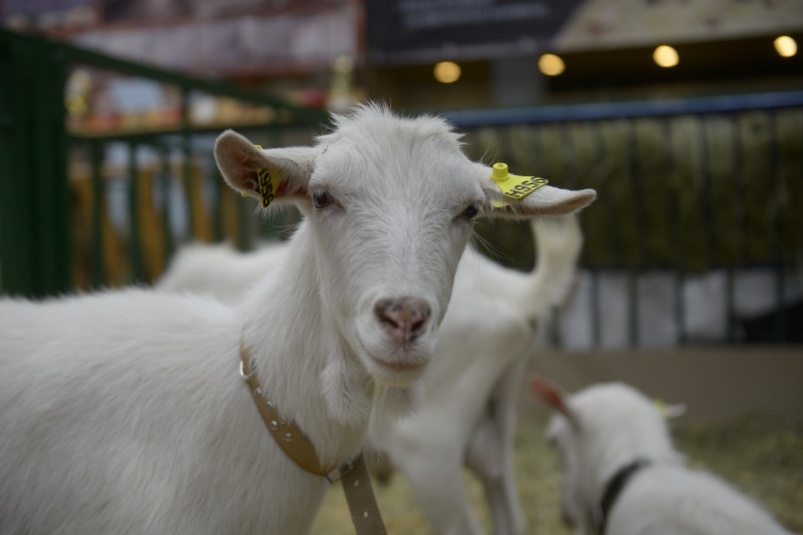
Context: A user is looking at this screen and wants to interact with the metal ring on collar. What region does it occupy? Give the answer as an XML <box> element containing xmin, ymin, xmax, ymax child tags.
<box><xmin>239</xmin><ymin>360</ymin><xmax>255</xmax><ymax>380</ymax></box>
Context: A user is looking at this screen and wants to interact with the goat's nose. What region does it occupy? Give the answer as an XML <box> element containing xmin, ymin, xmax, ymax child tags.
<box><xmin>374</xmin><ymin>297</ymin><xmax>432</xmax><ymax>345</ymax></box>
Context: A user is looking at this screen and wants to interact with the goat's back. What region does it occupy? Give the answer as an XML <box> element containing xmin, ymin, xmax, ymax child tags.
<box><xmin>155</xmin><ymin>241</ymin><xmax>288</xmax><ymax>304</ymax></box>
<box><xmin>0</xmin><ymin>291</ymin><xmax>320</xmax><ymax>534</ymax></box>
<box><xmin>610</xmin><ymin>464</ymin><xmax>792</xmax><ymax>535</ymax></box>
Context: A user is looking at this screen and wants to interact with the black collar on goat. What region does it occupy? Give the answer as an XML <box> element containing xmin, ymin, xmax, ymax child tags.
<box><xmin>596</xmin><ymin>459</ymin><xmax>651</xmax><ymax>535</ymax></box>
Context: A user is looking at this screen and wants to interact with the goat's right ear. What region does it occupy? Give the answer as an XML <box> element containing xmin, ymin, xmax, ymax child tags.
<box><xmin>214</xmin><ymin>130</ymin><xmax>317</xmax><ymax>207</ymax></box>
<box><xmin>530</xmin><ymin>376</ymin><xmax>580</xmax><ymax>431</ymax></box>
<box><xmin>472</xmin><ymin>163</ymin><xmax>596</xmax><ymax>218</ymax></box>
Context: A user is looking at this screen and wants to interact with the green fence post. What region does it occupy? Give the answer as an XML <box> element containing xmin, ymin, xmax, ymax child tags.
<box><xmin>0</xmin><ymin>39</ymin><xmax>34</xmax><ymax>296</ymax></box>
<box><xmin>180</xmin><ymin>87</ymin><xmax>195</xmax><ymax>240</ymax></box>
<box><xmin>160</xmin><ymin>145</ymin><xmax>174</xmax><ymax>261</ymax></box>
<box><xmin>0</xmin><ymin>34</ymin><xmax>70</xmax><ymax>297</ymax></box>
<box><xmin>128</xmin><ymin>142</ymin><xmax>143</xmax><ymax>282</ymax></box>
<box><xmin>90</xmin><ymin>141</ymin><xmax>105</xmax><ymax>288</ymax></box>
<box><xmin>36</xmin><ymin>44</ymin><xmax>71</xmax><ymax>296</ymax></box>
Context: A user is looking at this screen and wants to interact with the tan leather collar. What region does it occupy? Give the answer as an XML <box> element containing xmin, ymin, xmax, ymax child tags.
<box><xmin>239</xmin><ymin>343</ymin><xmax>333</xmax><ymax>476</ymax></box>
<box><xmin>239</xmin><ymin>340</ymin><xmax>387</xmax><ymax>534</ymax></box>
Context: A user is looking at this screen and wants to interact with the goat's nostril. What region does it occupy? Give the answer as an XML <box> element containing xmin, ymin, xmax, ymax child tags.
<box><xmin>374</xmin><ymin>297</ymin><xmax>431</xmax><ymax>344</ymax></box>
<box><xmin>377</xmin><ymin>313</ymin><xmax>401</xmax><ymax>330</ymax></box>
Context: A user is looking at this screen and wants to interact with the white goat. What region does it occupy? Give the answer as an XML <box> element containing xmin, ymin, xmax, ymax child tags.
<box><xmin>0</xmin><ymin>105</ymin><xmax>595</xmax><ymax>535</ymax></box>
<box><xmin>155</xmin><ymin>241</ymin><xmax>289</xmax><ymax>304</ymax></box>
<box><xmin>530</xmin><ymin>379</ymin><xmax>794</xmax><ymax>535</ymax></box>
<box><xmin>156</xmin><ymin>215</ymin><xmax>583</xmax><ymax>535</ymax></box>
<box><xmin>383</xmin><ymin>215</ymin><xmax>582</xmax><ymax>535</ymax></box>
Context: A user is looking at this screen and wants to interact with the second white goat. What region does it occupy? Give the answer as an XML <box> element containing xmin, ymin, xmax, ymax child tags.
<box><xmin>530</xmin><ymin>378</ymin><xmax>794</xmax><ymax>535</ymax></box>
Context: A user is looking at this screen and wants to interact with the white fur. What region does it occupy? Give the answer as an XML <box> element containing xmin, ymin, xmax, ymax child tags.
<box><xmin>156</xmin><ymin>215</ymin><xmax>584</xmax><ymax>535</ymax></box>
<box><xmin>155</xmin><ymin>241</ymin><xmax>289</xmax><ymax>304</ymax></box>
<box><xmin>543</xmin><ymin>382</ymin><xmax>794</xmax><ymax>535</ymax></box>
<box><xmin>0</xmin><ymin>105</ymin><xmax>595</xmax><ymax>535</ymax></box>
<box><xmin>385</xmin><ymin>215</ymin><xmax>583</xmax><ymax>535</ymax></box>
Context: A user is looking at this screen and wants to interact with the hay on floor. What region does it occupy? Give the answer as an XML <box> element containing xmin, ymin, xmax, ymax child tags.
<box><xmin>311</xmin><ymin>413</ymin><xmax>803</xmax><ymax>534</ymax></box>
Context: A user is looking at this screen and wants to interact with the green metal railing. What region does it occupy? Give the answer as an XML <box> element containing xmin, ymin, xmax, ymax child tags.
<box><xmin>446</xmin><ymin>94</ymin><xmax>803</xmax><ymax>346</ymax></box>
<box><xmin>3</xmin><ymin>28</ymin><xmax>799</xmax><ymax>347</ymax></box>
<box><xmin>0</xmin><ymin>28</ymin><xmax>325</xmax><ymax>298</ymax></box>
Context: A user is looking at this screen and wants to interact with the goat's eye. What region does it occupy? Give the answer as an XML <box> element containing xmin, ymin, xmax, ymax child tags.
<box><xmin>312</xmin><ymin>190</ymin><xmax>333</xmax><ymax>209</ymax></box>
<box><xmin>462</xmin><ymin>204</ymin><xmax>480</xmax><ymax>221</ymax></box>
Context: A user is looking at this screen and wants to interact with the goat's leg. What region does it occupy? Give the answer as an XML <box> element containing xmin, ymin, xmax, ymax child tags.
<box><xmin>467</xmin><ymin>409</ymin><xmax>512</xmax><ymax>534</ymax></box>
<box><xmin>474</xmin><ymin>356</ymin><xmax>530</xmax><ymax>535</ymax></box>
<box><xmin>468</xmin><ymin>407</ymin><xmax>527</xmax><ymax>535</ymax></box>
<box><xmin>482</xmin><ymin>445</ymin><xmax>527</xmax><ymax>535</ymax></box>
<box><xmin>401</xmin><ymin>446</ymin><xmax>486</xmax><ymax>535</ymax></box>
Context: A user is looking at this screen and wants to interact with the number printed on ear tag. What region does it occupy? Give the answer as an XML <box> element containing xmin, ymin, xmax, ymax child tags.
<box><xmin>490</xmin><ymin>162</ymin><xmax>548</xmax><ymax>200</ymax></box>
<box><xmin>256</xmin><ymin>166</ymin><xmax>277</xmax><ymax>207</ymax></box>
<box><xmin>253</xmin><ymin>145</ymin><xmax>283</xmax><ymax>208</ymax></box>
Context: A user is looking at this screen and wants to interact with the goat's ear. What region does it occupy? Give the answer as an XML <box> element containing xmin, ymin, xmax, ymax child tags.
<box><xmin>653</xmin><ymin>399</ymin><xmax>687</xmax><ymax>420</ymax></box>
<box><xmin>473</xmin><ymin>163</ymin><xmax>596</xmax><ymax>218</ymax></box>
<box><xmin>214</xmin><ymin>130</ymin><xmax>317</xmax><ymax>207</ymax></box>
<box><xmin>530</xmin><ymin>376</ymin><xmax>581</xmax><ymax>430</ymax></box>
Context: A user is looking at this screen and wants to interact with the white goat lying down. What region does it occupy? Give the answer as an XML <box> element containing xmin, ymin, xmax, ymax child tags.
<box><xmin>157</xmin><ymin>215</ymin><xmax>583</xmax><ymax>535</ymax></box>
<box><xmin>530</xmin><ymin>379</ymin><xmax>794</xmax><ymax>535</ymax></box>
<box><xmin>0</xmin><ymin>105</ymin><xmax>596</xmax><ymax>535</ymax></box>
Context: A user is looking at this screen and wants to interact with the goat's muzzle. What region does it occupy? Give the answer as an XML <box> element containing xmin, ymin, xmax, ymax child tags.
<box><xmin>373</xmin><ymin>296</ymin><xmax>432</xmax><ymax>346</ymax></box>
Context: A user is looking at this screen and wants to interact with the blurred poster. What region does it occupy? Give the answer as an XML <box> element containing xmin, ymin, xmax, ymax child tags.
<box><xmin>555</xmin><ymin>0</ymin><xmax>803</xmax><ymax>52</ymax></box>
<box><xmin>102</xmin><ymin>0</ymin><xmax>188</xmax><ymax>23</ymax></box>
<box><xmin>70</xmin><ymin>4</ymin><xmax>359</xmax><ymax>77</ymax></box>
<box><xmin>3</xmin><ymin>0</ymin><xmax>92</xmax><ymax>17</ymax></box>
<box><xmin>366</xmin><ymin>0</ymin><xmax>584</xmax><ymax>64</ymax></box>
<box><xmin>2</xmin><ymin>0</ymin><xmax>97</xmax><ymax>26</ymax></box>
<box><xmin>367</xmin><ymin>0</ymin><xmax>803</xmax><ymax>63</ymax></box>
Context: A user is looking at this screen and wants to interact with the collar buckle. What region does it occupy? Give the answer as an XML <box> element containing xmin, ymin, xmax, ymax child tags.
<box><xmin>325</xmin><ymin>460</ymin><xmax>355</xmax><ymax>484</ymax></box>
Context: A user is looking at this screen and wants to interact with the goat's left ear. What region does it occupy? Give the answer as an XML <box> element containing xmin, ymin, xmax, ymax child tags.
<box><xmin>215</xmin><ymin>130</ymin><xmax>318</xmax><ymax>208</ymax></box>
<box><xmin>653</xmin><ymin>399</ymin><xmax>687</xmax><ymax>420</ymax></box>
<box><xmin>472</xmin><ymin>163</ymin><xmax>597</xmax><ymax>218</ymax></box>
<box><xmin>530</xmin><ymin>376</ymin><xmax>581</xmax><ymax>430</ymax></box>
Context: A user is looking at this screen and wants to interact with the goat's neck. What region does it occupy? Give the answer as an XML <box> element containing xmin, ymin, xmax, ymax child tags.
<box><xmin>579</xmin><ymin>428</ymin><xmax>681</xmax><ymax>508</ymax></box>
<box><xmin>238</xmin><ymin>226</ymin><xmax>372</xmax><ymax>469</ymax></box>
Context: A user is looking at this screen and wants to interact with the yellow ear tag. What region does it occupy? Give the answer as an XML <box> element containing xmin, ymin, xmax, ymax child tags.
<box><xmin>653</xmin><ymin>399</ymin><xmax>687</xmax><ymax>419</ymax></box>
<box><xmin>490</xmin><ymin>163</ymin><xmax>548</xmax><ymax>207</ymax></box>
<box><xmin>250</xmin><ymin>144</ymin><xmax>283</xmax><ymax>208</ymax></box>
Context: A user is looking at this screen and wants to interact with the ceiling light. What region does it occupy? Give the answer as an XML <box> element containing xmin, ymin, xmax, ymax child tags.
<box><xmin>434</xmin><ymin>62</ymin><xmax>461</xmax><ymax>84</ymax></box>
<box><xmin>538</xmin><ymin>53</ymin><xmax>565</xmax><ymax>76</ymax></box>
<box><xmin>653</xmin><ymin>45</ymin><xmax>679</xmax><ymax>68</ymax></box>
<box><xmin>774</xmin><ymin>36</ymin><xmax>797</xmax><ymax>58</ymax></box>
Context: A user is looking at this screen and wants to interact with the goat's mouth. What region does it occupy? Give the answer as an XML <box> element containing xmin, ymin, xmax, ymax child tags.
<box><xmin>369</xmin><ymin>355</ymin><xmax>427</xmax><ymax>373</ymax></box>
<box><xmin>356</xmin><ymin>337</ymin><xmax>431</xmax><ymax>386</ymax></box>
<box><xmin>366</xmin><ymin>355</ymin><xmax>428</xmax><ymax>387</ymax></box>
<box><xmin>353</xmin><ymin>310</ymin><xmax>438</xmax><ymax>385</ymax></box>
